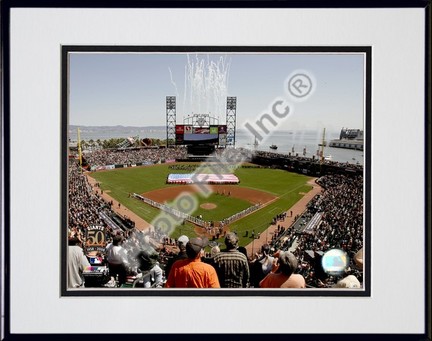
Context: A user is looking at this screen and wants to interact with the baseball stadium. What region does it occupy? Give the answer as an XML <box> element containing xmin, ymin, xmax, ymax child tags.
<box><xmin>67</xmin><ymin>96</ymin><xmax>364</xmax><ymax>292</ymax></box>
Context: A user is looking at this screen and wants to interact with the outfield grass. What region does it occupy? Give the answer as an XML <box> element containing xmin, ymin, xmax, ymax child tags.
<box><xmin>233</xmin><ymin>167</ymin><xmax>312</xmax><ymax>246</ymax></box>
<box><xmin>90</xmin><ymin>162</ymin><xmax>313</xmax><ymax>247</ymax></box>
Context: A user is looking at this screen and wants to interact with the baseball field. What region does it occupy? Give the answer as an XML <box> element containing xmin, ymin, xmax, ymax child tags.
<box><xmin>89</xmin><ymin>161</ymin><xmax>313</xmax><ymax>247</ymax></box>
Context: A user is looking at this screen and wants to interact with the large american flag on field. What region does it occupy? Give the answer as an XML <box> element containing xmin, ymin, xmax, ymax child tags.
<box><xmin>167</xmin><ymin>173</ymin><xmax>239</xmax><ymax>184</ymax></box>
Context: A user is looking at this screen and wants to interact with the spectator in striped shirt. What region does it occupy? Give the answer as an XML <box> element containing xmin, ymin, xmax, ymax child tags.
<box><xmin>212</xmin><ymin>232</ymin><xmax>250</xmax><ymax>288</ymax></box>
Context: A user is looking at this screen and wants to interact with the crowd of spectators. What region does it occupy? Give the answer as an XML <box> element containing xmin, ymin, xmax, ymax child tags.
<box><xmin>68</xmin><ymin>152</ymin><xmax>363</xmax><ymax>289</ymax></box>
<box><xmin>254</xmin><ymin>150</ymin><xmax>363</xmax><ymax>170</ymax></box>
<box><xmin>68</xmin><ymin>161</ymin><xmax>109</xmax><ymax>235</ymax></box>
<box><xmin>83</xmin><ymin>146</ymin><xmax>188</xmax><ymax>168</ymax></box>
<box><xmin>267</xmin><ymin>173</ymin><xmax>363</xmax><ymax>287</ymax></box>
<box><xmin>82</xmin><ymin>144</ymin><xmax>259</xmax><ymax>172</ymax></box>
<box><xmin>68</xmin><ymin>160</ymin><xmax>176</xmax><ymax>287</ymax></box>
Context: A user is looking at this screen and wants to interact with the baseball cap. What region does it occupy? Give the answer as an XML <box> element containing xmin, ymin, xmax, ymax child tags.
<box><xmin>177</xmin><ymin>235</ymin><xmax>189</xmax><ymax>246</ymax></box>
<box><xmin>210</xmin><ymin>245</ymin><xmax>220</xmax><ymax>257</ymax></box>
<box><xmin>186</xmin><ymin>237</ymin><xmax>209</xmax><ymax>258</ymax></box>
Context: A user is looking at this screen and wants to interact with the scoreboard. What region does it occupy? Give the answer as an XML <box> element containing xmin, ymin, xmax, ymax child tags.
<box><xmin>175</xmin><ymin>125</ymin><xmax>227</xmax><ymax>146</ymax></box>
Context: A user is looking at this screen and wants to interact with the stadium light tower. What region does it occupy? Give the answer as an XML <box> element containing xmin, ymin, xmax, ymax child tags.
<box><xmin>166</xmin><ymin>96</ymin><xmax>176</xmax><ymax>147</ymax></box>
<box><xmin>226</xmin><ymin>97</ymin><xmax>237</xmax><ymax>147</ymax></box>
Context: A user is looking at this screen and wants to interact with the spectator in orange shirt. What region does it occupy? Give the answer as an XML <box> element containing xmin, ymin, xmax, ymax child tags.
<box><xmin>165</xmin><ymin>237</ymin><xmax>220</xmax><ymax>288</ymax></box>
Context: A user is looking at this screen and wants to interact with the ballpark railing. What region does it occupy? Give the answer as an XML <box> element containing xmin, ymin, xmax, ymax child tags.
<box><xmin>133</xmin><ymin>193</ymin><xmax>262</xmax><ymax>229</ymax></box>
<box><xmin>132</xmin><ymin>193</ymin><xmax>208</xmax><ymax>227</ymax></box>
<box><xmin>220</xmin><ymin>203</ymin><xmax>262</xmax><ymax>226</ymax></box>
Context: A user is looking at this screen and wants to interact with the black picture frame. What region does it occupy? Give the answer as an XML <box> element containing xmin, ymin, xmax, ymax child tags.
<box><xmin>1</xmin><ymin>0</ymin><xmax>430</xmax><ymax>339</ymax></box>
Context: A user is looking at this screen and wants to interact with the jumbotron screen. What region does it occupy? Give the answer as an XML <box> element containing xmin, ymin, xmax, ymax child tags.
<box><xmin>175</xmin><ymin>125</ymin><xmax>227</xmax><ymax>146</ymax></box>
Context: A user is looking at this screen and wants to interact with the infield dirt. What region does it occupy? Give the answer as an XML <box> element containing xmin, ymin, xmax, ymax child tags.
<box><xmin>200</xmin><ymin>203</ymin><xmax>217</xmax><ymax>210</ymax></box>
<box><xmin>142</xmin><ymin>184</ymin><xmax>277</xmax><ymax>205</ymax></box>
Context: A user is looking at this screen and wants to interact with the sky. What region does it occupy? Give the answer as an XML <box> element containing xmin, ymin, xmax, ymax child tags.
<box><xmin>69</xmin><ymin>52</ymin><xmax>365</xmax><ymax>135</ymax></box>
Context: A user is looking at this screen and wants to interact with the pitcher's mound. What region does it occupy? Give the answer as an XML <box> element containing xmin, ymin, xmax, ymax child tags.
<box><xmin>200</xmin><ymin>203</ymin><xmax>217</xmax><ymax>210</ymax></box>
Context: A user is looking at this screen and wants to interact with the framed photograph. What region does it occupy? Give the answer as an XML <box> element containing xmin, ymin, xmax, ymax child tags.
<box><xmin>61</xmin><ymin>45</ymin><xmax>370</xmax><ymax>297</ymax></box>
<box><xmin>2</xmin><ymin>0</ymin><xmax>430</xmax><ymax>338</ymax></box>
